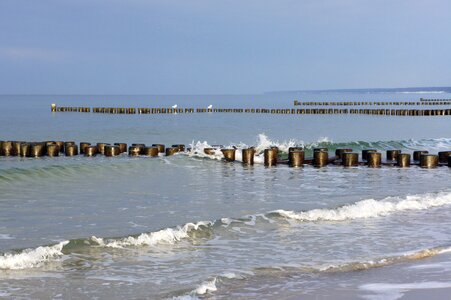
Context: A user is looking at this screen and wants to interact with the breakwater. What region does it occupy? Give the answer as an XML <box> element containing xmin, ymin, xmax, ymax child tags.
<box><xmin>2</xmin><ymin>140</ymin><xmax>451</xmax><ymax>169</ymax></box>
<box><xmin>51</xmin><ymin>105</ymin><xmax>451</xmax><ymax>116</ymax></box>
<box><xmin>294</xmin><ymin>100</ymin><xmax>451</xmax><ymax>106</ymax></box>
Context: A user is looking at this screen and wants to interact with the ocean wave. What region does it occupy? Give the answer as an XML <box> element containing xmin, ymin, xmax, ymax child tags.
<box><xmin>272</xmin><ymin>191</ymin><xmax>451</xmax><ymax>222</ymax></box>
<box><xmin>319</xmin><ymin>246</ymin><xmax>451</xmax><ymax>273</ymax></box>
<box><xmin>0</xmin><ymin>157</ymin><xmax>164</xmax><ymax>185</ymax></box>
<box><xmin>359</xmin><ymin>281</ymin><xmax>451</xmax><ymax>300</ymax></box>
<box><xmin>186</xmin><ymin>134</ymin><xmax>451</xmax><ymax>163</ymax></box>
<box><xmin>186</xmin><ymin>133</ymin><xmax>306</xmax><ymax>164</ymax></box>
<box><xmin>173</xmin><ymin>245</ymin><xmax>451</xmax><ymax>298</ymax></box>
<box><xmin>173</xmin><ymin>271</ymin><xmax>247</xmax><ymax>299</ymax></box>
<box><xmin>2</xmin><ymin>190</ymin><xmax>451</xmax><ymax>270</ymax></box>
<box><xmin>91</xmin><ymin>221</ymin><xmax>212</xmax><ymax>248</ymax></box>
<box><xmin>0</xmin><ymin>241</ymin><xmax>68</xmax><ymax>270</ymax></box>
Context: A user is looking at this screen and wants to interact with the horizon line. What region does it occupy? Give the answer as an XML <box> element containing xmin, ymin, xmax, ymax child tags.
<box><xmin>1</xmin><ymin>86</ymin><xmax>451</xmax><ymax>97</ymax></box>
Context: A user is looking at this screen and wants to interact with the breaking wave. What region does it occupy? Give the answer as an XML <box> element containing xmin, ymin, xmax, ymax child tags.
<box><xmin>272</xmin><ymin>191</ymin><xmax>451</xmax><ymax>222</ymax></box>
<box><xmin>173</xmin><ymin>246</ymin><xmax>451</xmax><ymax>298</ymax></box>
<box><xmin>186</xmin><ymin>134</ymin><xmax>451</xmax><ymax>163</ymax></box>
<box><xmin>2</xmin><ymin>190</ymin><xmax>451</xmax><ymax>271</ymax></box>
<box><xmin>0</xmin><ymin>241</ymin><xmax>68</xmax><ymax>270</ymax></box>
<box><xmin>91</xmin><ymin>221</ymin><xmax>212</xmax><ymax>248</ymax></box>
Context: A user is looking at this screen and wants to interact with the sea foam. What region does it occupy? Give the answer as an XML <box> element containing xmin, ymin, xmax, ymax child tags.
<box><xmin>0</xmin><ymin>241</ymin><xmax>68</xmax><ymax>270</ymax></box>
<box><xmin>273</xmin><ymin>191</ymin><xmax>451</xmax><ymax>222</ymax></box>
<box><xmin>3</xmin><ymin>190</ymin><xmax>451</xmax><ymax>271</ymax></box>
<box><xmin>91</xmin><ymin>221</ymin><xmax>212</xmax><ymax>248</ymax></box>
<box><xmin>187</xmin><ymin>133</ymin><xmax>307</xmax><ymax>163</ymax></box>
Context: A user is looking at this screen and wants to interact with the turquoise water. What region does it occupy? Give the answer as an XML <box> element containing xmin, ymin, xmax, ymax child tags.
<box><xmin>1</xmin><ymin>91</ymin><xmax>451</xmax><ymax>299</ymax></box>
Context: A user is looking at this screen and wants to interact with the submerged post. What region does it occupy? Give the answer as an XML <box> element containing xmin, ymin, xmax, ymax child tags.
<box><xmin>105</xmin><ymin>145</ymin><xmax>120</xmax><ymax>157</ymax></box>
<box><xmin>264</xmin><ymin>148</ymin><xmax>277</xmax><ymax>166</ymax></box>
<box><xmin>221</xmin><ymin>149</ymin><xmax>236</xmax><ymax>162</ymax></box>
<box><xmin>172</xmin><ymin>144</ymin><xmax>185</xmax><ymax>152</ymax></box>
<box><xmin>114</xmin><ymin>143</ymin><xmax>128</xmax><ymax>153</ymax></box>
<box><xmin>420</xmin><ymin>154</ymin><xmax>438</xmax><ymax>168</ymax></box>
<box><xmin>413</xmin><ymin>150</ymin><xmax>429</xmax><ymax>161</ymax></box>
<box><xmin>204</xmin><ymin>148</ymin><xmax>216</xmax><ymax>155</ymax></box>
<box><xmin>366</xmin><ymin>152</ymin><xmax>381</xmax><ymax>167</ymax></box>
<box><xmin>84</xmin><ymin>146</ymin><xmax>97</xmax><ymax>157</ymax></box>
<box><xmin>438</xmin><ymin>151</ymin><xmax>451</xmax><ymax>163</ymax></box>
<box><xmin>165</xmin><ymin>147</ymin><xmax>179</xmax><ymax>156</ymax></box>
<box><xmin>152</xmin><ymin>144</ymin><xmax>165</xmax><ymax>153</ymax></box>
<box><xmin>143</xmin><ymin>146</ymin><xmax>159</xmax><ymax>157</ymax></box>
<box><xmin>397</xmin><ymin>153</ymin><xmax>411</xmax><ymax>167</ymax></box>
<box><xmin>335</xmin><ymin>148</ymin><xmax>353</xmax><ymax>160</ymax></box>
<box><xmin>30</xmin><ymin>143</ymin><xmax>45</xmax><ymax>157</ymax></box>
<box><xmin>242</xmin><ymin>148</ymin><xmax>255</xmax><ymax>165</ymax></box>
<box><xmin>288</xmin><ymin>150</ymin><xmax>304</xmax><ymax>167</ymax></box>
<box><xmin>386</xmin><ymin>150</ymin><xmax>401</xmax><ymax>161</ymax></box>
<box><xmin>65</xmin><ymin>144</ymin><xmax>78</xmax><ymax>156</ymax></box>
<box><xmin>129</xmin><ymin>146</ymin><xmax>142</xmax><ymax>156</ymax></box>
<box><xmin>20</xmin><ymin>143</ymin><xmax>30</xmax><ymax>157</ymax></box>
<box><xmin>314</xmin><ymin>149</ymin><xmax>328</xmax><ymax>167</ymax></box>
<box><xmin>46</xmin><ymin>144</ymin><xmax>59</xmax><ymax>157</ymax></box>
<box><xmin>342</xmin><ymin>152</ymin><xmax>359</xmax><ymax>167</ymax></box>
<box><xmin>80</xmin><ymin>142</ymin><xmax>91</xmax><ymax>154</ymax></box>
<box><xmin>362</xmin><ymin>149</ymin><xmax>377</xmax><ymax>161</ymax></box>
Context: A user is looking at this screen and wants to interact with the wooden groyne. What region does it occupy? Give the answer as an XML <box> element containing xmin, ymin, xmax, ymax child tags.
<box><xmin>1</xmin><ymin>140</ymin><xmax>451</xmax><ymax>169</ymax></box>
<box><xmin>420</xmin><ymin>98</ymin><xmax>451</xmax><ymax>102</ymax></box>
<box><xmin>51</xmin><ymin>105</ymin><xmax>451</xmax><ymax>116</ymax></box>
<box><xmin>293</xmin><ymin>100</ymin><xmax>451</xmax><ymax>106</ymax></box>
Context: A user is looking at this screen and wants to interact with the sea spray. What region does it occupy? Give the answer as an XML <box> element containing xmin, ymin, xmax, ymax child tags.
<box><xmin>273</xmin><ymin>191</ymin><xmax>451</xmax><ymax>222</ymax></box>
<box><xmin>0</xmin><ymin>241</ymin><xmax>68</xmax><ymax>270</ymax></box>
<box><xmin>187</xmin><ymin>134</ymin><xmax>451</xmax><ymax>163</ymax></box>
<box><xmin>91</xmin><ymin>221</ymin><xmax>212</xmax><ymax>248</ymax></box>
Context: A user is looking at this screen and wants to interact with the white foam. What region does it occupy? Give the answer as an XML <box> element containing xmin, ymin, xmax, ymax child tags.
<box><xmin>187</xmin><ymin>133</ymin><xmax>307</xmax><ymax>163</ymax></box>
<box><xmin>317</xmin><ymin>246</ymin><xmax>451</xmax><ymax>273</ymax></box>
<box><xmin>187</xmin><ymin>141</ymin><xmax>223</xmax><ymax>161</ymax></box>
<box><xmin>194</xmin><ymin>278</ymin><xmax>217</xmax><ymax>294</ymax></box>
<box><xmin>360</xmin><ymin>281</ymin><xmax>451</xmax><ymax>300</ymax></box>
<box><xmin>172</xmin><ymin>296</ymin><xmax>200</xmax><ymax>300</ymax></box>
<box><xmin>400</xmin><ymin>137</ymin><xmax>451</xmax><ymax>151</ymax></box>
<box><xmin>219</xmin><ymin>271</ymin><xmax>248</xmax><ymax>280</ymax></box>
<box><xmin>304</xmin><ymin>136</ymin><xmax>333</xmax><ymax>150</ymax></box>
<box><xmin>273</xmin><ymin>191</ymin><xmax>451</xmax><ymax>222</ymax></box>
<box><xmin>92</xmin><ymin>221</ymin><xmax>212</xmax><ymax>248</ymax></box>
<box><xmin>187</xmin><ymin>134</ymin><xmax>451</xmax><ymax>165</ymax></box>
<box><xmin>0</xmin><ymin>241</ymin><xmax>68</xmax><ymax>270</ymax></box>
<box><xmin>177</xmin><ymin>271</ymin><xmax>249</xmax><ymax>299</ymax></box>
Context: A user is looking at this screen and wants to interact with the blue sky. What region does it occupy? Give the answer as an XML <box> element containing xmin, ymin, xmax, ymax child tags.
<box><xmin>0</xmin><ymin>0</ymin><xmax>450</xmax><ymax>94</ymax></box>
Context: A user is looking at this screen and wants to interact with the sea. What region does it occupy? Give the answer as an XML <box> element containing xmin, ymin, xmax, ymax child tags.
<box><xmin>1</xmin><ymin>88</ymin><xmax>451</xmax><ymax>299</ymax></box>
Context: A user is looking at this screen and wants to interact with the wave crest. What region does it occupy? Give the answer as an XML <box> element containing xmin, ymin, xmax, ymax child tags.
<box><xmin>187</xmin><ymin>134</ymin><xmax>451</xmax><ymax>163</ymax></box>
<box><xmin>0</xmin><ymin>241</ymin><xmax>68</xmax><ymax>270</ymax></box>
<box><xmin>91</xmin><ymin>221</ymin><xmax>212</xmax><ymax>248</ymax></box>
<box><xmin>3</xmin><ymin>190</ymin><xmax>451</xmax><ymax>270</ymax></box>
<box><xmin>273</xmin><ymin>191</ymin><xmax>451</xmax><ymax>222</ymax></box>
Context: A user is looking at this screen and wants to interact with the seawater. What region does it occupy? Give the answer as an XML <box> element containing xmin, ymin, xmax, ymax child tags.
<box><xmin>1</xmin><ymin>91</ymin><xmax>451</xmax><ymax>299</ymax></box>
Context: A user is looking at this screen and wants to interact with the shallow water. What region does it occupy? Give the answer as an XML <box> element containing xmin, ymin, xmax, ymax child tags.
<box><xmin>1</xmin><ymin>91</ymin><xmax>451</xmax><ymax>299</ymax></box>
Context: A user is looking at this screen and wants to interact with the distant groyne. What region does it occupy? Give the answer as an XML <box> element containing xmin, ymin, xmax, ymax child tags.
<box><xmin>51</xmin><ymin>104</ymin><xmax>451</xmax><ymax>116</ymax></box>
<box><xmin>293</xmin><ymin>100</ymin><xmax>451</xmax><ymax>106</ymax></box>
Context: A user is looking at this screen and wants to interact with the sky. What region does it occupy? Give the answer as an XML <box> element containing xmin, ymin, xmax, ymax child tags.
<box><xmin>0</xmin><ymin>0</ymin><xmax>450</xmax><ymax>94</ymax></box>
